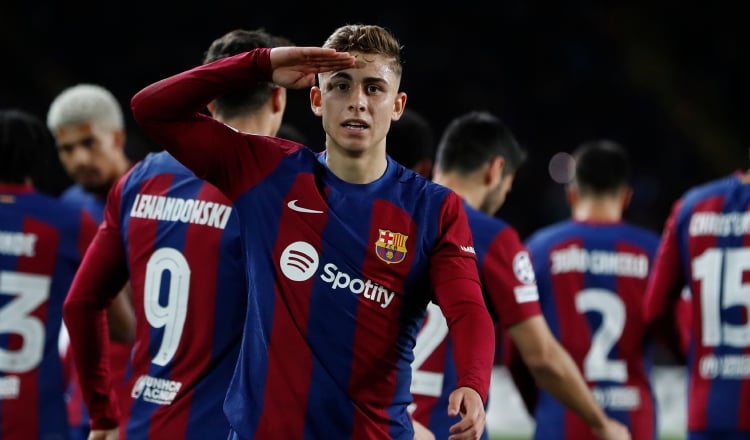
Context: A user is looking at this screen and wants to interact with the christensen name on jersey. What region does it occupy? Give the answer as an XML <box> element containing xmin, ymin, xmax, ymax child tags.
<box><xmin>550</xmin><ymin>245</ymin><xmax>649</xmax><ymax>278</ymax></box>
<box><xmin>129</xmin><ymin>193</ymin><xmax>232</xmax><ymax>230</ymax></box>
<box><xmin>689</xmin><ymin>212</ymin><xmax>750</xmax><ymax>236</ymax></box>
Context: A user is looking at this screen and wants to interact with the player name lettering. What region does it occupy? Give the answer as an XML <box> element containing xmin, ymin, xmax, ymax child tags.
<box><xmin>0</xmin><ymin>231</ymin><xmax>37</xmax><ymax>257</ymax></box>
<box><xmin>591</xmin><ymin>386</ymin><xmax>641</xmax><ymax>410</ymax></box>
<box><xmin>320</xmin><ymin>263</ymin><xmax>396</xmax><ymax>309</ymax></box>
<box><xmin>689</xmin><ymin>212</ymin><xmax>750</xmax><ymax>237</ymax></box>
<box><xmin>129</xmin><ymin>194</ymin><xmax>232</xmax><ymax>230</ymax></box>
<box><xmin>699</xmin><ymin>354</ymin><xmax>750</xmax><ymax>379</ymax></box>
<box><xmin>551</xmin><ymin>246</ymin><xmax>648</xmax><ymax>278</ymax></box>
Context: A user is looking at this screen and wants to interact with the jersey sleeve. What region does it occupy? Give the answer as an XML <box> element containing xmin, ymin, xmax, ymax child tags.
<box><xmin>62</xmin><ymin>176</ymin><xmax>131</xmax><ymax>430</ymax></box>
<box><xmin>430</xmin><ymin>192</ymin><xmax>494</xmax><ymax>401</ymax></box>
<box><xmin>643</xmin><ymin>198</ymin><xmax>687</xmax><ymax>361</ymax></box>
<box><xmin>482</xmin><ymin>227</ymin><xmax>542</xmax><ymax>328</ymax></box>
<box><xmin>130</xmin><ymin>49</ymin><xmax>295</xmax><ymax>201</ymax></box>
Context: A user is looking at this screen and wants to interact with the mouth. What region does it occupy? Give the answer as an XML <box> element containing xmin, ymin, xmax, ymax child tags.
<box><xmin>73</xmin><ymin>169</ymin><xmax>100</xmax><ymax>183</ymax></box>
<box><xmin>341</xmin><ymin>119</ymin><xmax>369</xmax><ymax>130</ymax></box>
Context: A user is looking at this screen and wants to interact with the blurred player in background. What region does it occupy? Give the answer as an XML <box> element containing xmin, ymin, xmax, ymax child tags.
<box><xmin>644</xmin><ymin>148</ymin><xmax>750</xmax><ymax>440</ymax></box>
<box><xmin>0</xmin><ymin>108</ymin><xmax>98</xmax><ymax>439</ymax></box>
<box><xmin>411</xmin><ymin>111</ymin><xmax>630</xmax><ymax>440</ymax></box>
<box><xmin>522</xmin><ymin>139</ymin><xmax>660</xmax><ymax>439</ymax></box>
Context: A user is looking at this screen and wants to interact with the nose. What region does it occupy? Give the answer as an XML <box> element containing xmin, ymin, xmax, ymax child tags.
<box><xmin>68</xmin><ymin>144</ymin><xmax>92</xmax><ymax>167</ymax></box>
<box><xmin>348</xmin><ymin>86</ymin><xmax>367</xmax><ymax>112</ymax></box>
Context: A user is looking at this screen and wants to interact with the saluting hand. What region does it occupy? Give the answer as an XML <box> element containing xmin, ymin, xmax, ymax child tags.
<box><xmin>269</xmin><ymin>47</ymin><xmax>356</xmax><ymax>89</ymax></box>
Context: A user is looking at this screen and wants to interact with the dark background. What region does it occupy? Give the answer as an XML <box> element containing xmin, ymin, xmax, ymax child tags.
<box><xmin>3</xmin><ymin>2</ymin><xmax>748</xmax><ymax>239</ymax></box>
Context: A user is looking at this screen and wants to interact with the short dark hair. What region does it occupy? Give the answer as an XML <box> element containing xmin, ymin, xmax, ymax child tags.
<box><xmin>386</xmin><ymin>108</ymin><xmax>434</xmax><ymax>170</ymax></box>
<box><xmin>572</xmin><ymin>139</ymin><xmax>631</xmax><ymax>196</ymax></box>
<box><xmin>0</xmin><ymin>109</ymin><xmax>53</xmax><ymax>183</ymax></box>
<box><xmin>435</xmin><ymin>111</ymin><xmax>526</xmax><ymax>176</ymax></box>
<box><xmin>203</xmin><ymin>28</ymin><xmax>291</xmax><ymax>119</ymax></box>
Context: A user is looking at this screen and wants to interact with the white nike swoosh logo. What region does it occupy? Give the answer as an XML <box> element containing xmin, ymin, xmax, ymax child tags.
<box><xmin>287</xmin><ymin>199</ymin><xmax>324</xmax><ymax>214</ymax></box>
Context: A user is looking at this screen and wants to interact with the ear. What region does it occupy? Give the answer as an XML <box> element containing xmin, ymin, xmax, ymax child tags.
<box><xmin>486</xmin><ymin>156</ymin><xmax>505</xmax><ymax>187</ymax></box>
<box><xmin>621</xmin><ymin>187</ymin><xmax>633</xmax><ymax>210</ymax></box>
<box><xmin>391</xmin><ymin>92</ymin><xmax>407</xmax><ymax>121</ymax></box>
<box><xmin>206</xmin><ymin>101</ymin><xmax>216</xmax><ymax>116</ymax></box>
<box><xmin>310</xmin><ymin>86</ymin><xmax>322</xmax><ymax>117</ymax></box>
<box><xmin>271</xmin><ymin>87</ymin><xmax>286</xmax><ymax>114</ymax></box>
<box><xmin>113</xmin><ymin>129</ymin><xmax>126</xmax><ymax>150</ymax></box>
<box><xmin>565</xmin><ymin>184</ymin><xmax>578</xmax><ymax>207</ymax></box>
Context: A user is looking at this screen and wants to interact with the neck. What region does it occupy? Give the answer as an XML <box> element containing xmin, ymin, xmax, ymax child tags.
<box><xmin>323</xmin><ymin>136</ymin><xmax>389</xmax><ymax>184</ymax></box>
<box><xmin>571</xmin><ymin>196</ymin><xmax>623</xmax><ymax>222</ymax></box>
<box><xmin>433</xmin><ymin>173</ymin><xmax>484</xmax><ymax>209</ymax></box>
<box><xmin>220</xmin><ymin>112</ymin><xmax>278</xmax><ymax>137</ymax></box>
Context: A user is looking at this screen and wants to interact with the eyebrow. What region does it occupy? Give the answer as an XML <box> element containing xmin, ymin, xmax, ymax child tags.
<box><xmin>329</xmin><ymin>71</ymin><xmax>390</xmax><ymax>86</ymax></box>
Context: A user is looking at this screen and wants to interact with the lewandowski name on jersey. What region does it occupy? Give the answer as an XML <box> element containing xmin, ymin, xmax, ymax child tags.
<box><xmin>129</xmin><ymin>193</ymin><xmax>233</xmax><ymax>230</ymax></box>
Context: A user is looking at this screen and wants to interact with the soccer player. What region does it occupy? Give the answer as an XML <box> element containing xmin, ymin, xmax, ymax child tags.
<box><xmin>386</xmin><ymin>107</ymin><xmax>435</xmax><ymax>178</ymax></box>
<box><xmin>0</xmin><ymin>108</ymin><xmax>98</xmax><ymax>439</ymax></box>
<box><xmin>410</xmin><ymin>111</ymin><xmax>630</xmax><ymax>440</ymax></box>
<box><xmin>644</xmin><ymin>150</ymin><xmax>750</xmax><ymax>440</ymax></box>
<box><xmin>62</xmin><ymin>28</ymin><xmax>292</xmax><ymax>439</ymax></box>
<box><xmin>47</xmin><ymin>83</ymin><xmax>136</xmax><ymax>440</ymax></box>
<box><xmin>523</xmin><ymin>139</ymin><xmax>660</xmax><ymax>439</ymax></box>
<box><xmin>131</xmin><ymin>24</ymin><xmax>495</xmax><ymax>440</ymax></box>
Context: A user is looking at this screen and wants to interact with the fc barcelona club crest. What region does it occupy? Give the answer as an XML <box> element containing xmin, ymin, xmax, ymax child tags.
<box><xmin>375</xmin><ymin>229</ymin><xmax>408</xmax><ymax>264</ymax></box>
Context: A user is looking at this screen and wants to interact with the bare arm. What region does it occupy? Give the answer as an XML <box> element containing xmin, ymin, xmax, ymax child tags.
<box><xmin>508</xmin><ymin>316</ymin><xmax>631</xmax><ymax>440</ymax></box>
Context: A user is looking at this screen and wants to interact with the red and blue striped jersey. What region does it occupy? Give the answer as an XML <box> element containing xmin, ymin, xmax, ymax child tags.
<box><xmin>411</xmin><ymin>203</ymin><xmax>541</xmax><ymax>440</ymax></box>
<box><xmin>0</xmin><ymin>183</ymin><xmax>97</xmax><ymax>440</ymax></box>
<box><xmin>131</xmin><ymin>49</ymin><xmax>494</xmax><ymax>440</ymax></box>
<box><xmin>525</xmin><ymin>220</ymin><xmax>660</xmax><ymax>440</ymax></box>
<box><xmin>64</xmin><ymin>151</ymin><xmax>245</xmax><ymax>439</ymax></box>
<box><xmin>644</xmin><ymin>171</ymin><xmax>750</xmax><ymax>434</ymax></box>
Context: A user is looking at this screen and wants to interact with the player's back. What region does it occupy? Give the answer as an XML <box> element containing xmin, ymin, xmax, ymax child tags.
<box><xmin>0</xmin><ymin>183</ymin><xmax>96</xmax><ymax>440</ymax></box>
<box><xmin>525</xmin><ymin>219</ymin><xmax>660</xmax><ymax>440</ymax></box>
<box><xmin>662</xmin><ymin>172</ymin><xmax>750</xmax><ymax>433</ymax></box>
<box><xmin>411</xmin><ymin>204</ymin><xmax>538</xmax><ymax>440</ymax></box>
<box><xmin>115</xmin><ymin>152</ymin><xmax>246</xmax><ymax>439</ymax></box>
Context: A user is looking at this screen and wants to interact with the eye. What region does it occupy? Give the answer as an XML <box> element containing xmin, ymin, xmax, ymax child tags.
<box><xmin>81</xmin><ymin>137</ymin><xmax>96</xmax><ymax>149</ymax></box>
<box><xmin>366</xmin><ymin>84</ymin><xmax>382</xmax><ymax>94</ymax></box>
<box><xmin>57</xmin><ymin>144</ymin><xmax>73</xmax><ymax>154</ymax></box>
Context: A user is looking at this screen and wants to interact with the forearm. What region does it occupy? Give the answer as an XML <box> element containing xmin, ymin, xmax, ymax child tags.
<box><xmin>437</xmin><ymin>278</ymin><xmax>495</xmax><ymax>401</ymax></box>
<box><xmin>529</xmin><ymin>341</ymin><xmax>608</xmax><ymax>430</ymax></box>
<box><xmin>63</xmin><ymin>300</ymin><xmax>120</xmax><ymax>429</ymax></box>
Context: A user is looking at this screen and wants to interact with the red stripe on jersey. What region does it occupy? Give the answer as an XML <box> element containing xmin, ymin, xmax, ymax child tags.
<box><xmin>125</xmin><ymin>174</ymin><xmax>171</xmax><ymax>435</ymax></box>
<box><xmin>150</xmin><ymin>177</ymin><xmax>228</xmax><ymax>437</ymax></box>
<box><xmin>551</xmin><ymin>238</ymin><xmax>590</xmax><ymax>370</ymax></box>
<box><xmin>257</xmin><ymin>174</ymin><xmax>328</xmax><ymax>437</ymax></box>
<box><xmin>614</xmin><ymin>240</ymin><xmax>656</xmax><ymax>439</ymax></box>
<box><xmin>686</xmin><ymin>196</ymin><xmax>724</xmax><ymax>431</ymax></box>
<box><xmin>350</xmin><ymin>199</ymin><xmax>415</xmax><ymax>439</ymax></box>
